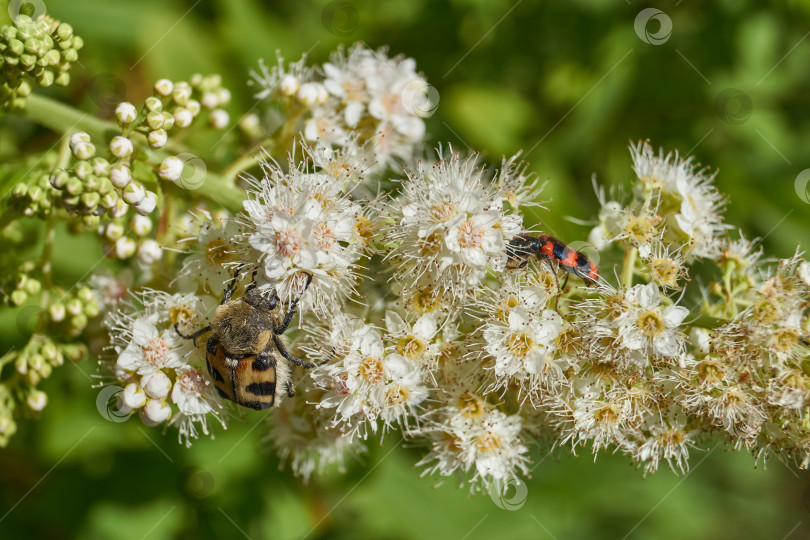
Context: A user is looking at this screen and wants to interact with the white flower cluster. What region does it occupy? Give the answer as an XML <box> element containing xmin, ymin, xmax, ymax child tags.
<box><xmin>384</xmin><ymin>150</ymin><xmax>540</xmax><ymax>300</ymax></box>
<box><xmin>251</xmin><ymin>44</ymin><xmax>433</xmax><ymax>170</ymax></box>
<box><xmin>104</xmin><ymin>290</ymin><xmax>224</xmax><ymax>446</ymax></box>
<box><xmin>98</xmin><ymin>41</ymin><xmax>810</xmax><ymax>491</ymax></box>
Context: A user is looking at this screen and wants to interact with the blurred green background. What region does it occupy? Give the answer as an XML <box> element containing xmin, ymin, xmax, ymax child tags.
<box><xmin>2</xmin><ymin>0</ymin><xmax>810</xmax><ymax>538</ymax></box>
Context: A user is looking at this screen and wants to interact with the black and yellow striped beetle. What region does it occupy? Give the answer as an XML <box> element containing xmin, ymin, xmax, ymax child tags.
<box><xmin>176</xmin><ymin>267</ymin><xmax>315</xmax><ymax>410</ymax></box>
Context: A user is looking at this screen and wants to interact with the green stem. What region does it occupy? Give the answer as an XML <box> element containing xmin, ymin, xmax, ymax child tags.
<box><xmin>621</xmin><ymin>247</ymin><xmax>637</xmax><ymax>289</ymax></box>
<box><xmin>21</xmin><ymin>93</ymin><xmax>247</xmax><ymax>211</ymax></box>
<box><xmin>690</xmin><ymin>315</ymin><xmax>729</xmax><ymax>329</ymax></box>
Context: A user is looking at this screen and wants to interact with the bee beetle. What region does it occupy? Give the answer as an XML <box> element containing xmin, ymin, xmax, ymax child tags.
<box><xmin>506</xmin><ymin>233</ymin><xmax>599</xmax><ymax>288</ymax></box>
<box><xmin>176</xmin><ymin>267</ymin><xmax>315</xmax><ymax>410</ymax></box>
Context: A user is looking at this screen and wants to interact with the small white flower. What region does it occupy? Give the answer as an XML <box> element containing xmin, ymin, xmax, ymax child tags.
<box><xmin>116</xmin><ymin>313</ymin><xmax>188</xmax><ymax>375</ymax></box>
<box><xmin>617</xmin><ymin>282</ymin><xmax>688</xmax><ymax>357</ymax></box>
<box><xmin>279</xmin><ymin>74</ymin><xmax>299</xmax><ymax>96</ymax></box>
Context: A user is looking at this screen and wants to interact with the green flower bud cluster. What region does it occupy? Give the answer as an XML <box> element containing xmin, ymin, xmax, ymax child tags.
<box><xmin>4</xmin><ymin>268</ymin><xmax>41</xmax><ymax>307</ymax></box>
<box><xmin>99</xmin><ymin>214</ymin><xmax>161</xmax><ymax>264</ymax></box>
<box><xmin>0</xmin><ymin>337</ymin><xmax>87</xmax><ymax>446</ymax></box>
<box><xmin>47</xmin><ymin>142</ymin><xmax>129</xmax><ymax>227</ymax></box>
<box><xmin>0</xmin><ymin>15</ymin><xmax>83</xmax><ymax>109</ymax></box>
<box><xmin>0</xmin><ymin>385</ymin><xmax>16</xmax><ymax>447</ymax></box>
<box><xmin>46</xmin><ymin>286</ymin><xmax>100</xmax><ymax>337</ymax></box>
<box><xmin>8</xmin><ymin>169</ymin><xmax>59</xmax><ymax>218</ymax></box>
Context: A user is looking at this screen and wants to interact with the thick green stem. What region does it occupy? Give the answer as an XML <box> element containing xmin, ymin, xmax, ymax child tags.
<box><xmin>621</xmin><ymin>247</ymin><xmax>637</xmax><ymax>289</ymax></box>
<box><xmin>21</xmin><ymin>93</ymin><xmax>247</xmax><ymax>211</ymax></box>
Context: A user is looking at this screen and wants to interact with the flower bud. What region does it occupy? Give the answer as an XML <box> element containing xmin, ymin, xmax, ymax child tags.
<box><xmin>115</xmin><ymin>102</ymin><xmax>137</xmax><ymax>124</ymax></box>
<box><xmin>131</xmin><ymin>215</ymin><xmax>152</xmax><ymax>236</ymax></box>
<box><xmin>171</xmin><ymin>82</ymin><xmax>191</xmax><ymax>105</ymax></box>
<box><xmin>65</xmin><ymin>177</ymin><xmax>83</xmax><ymax>196</ymax></box>
<box><xmin>104</xmin><ymin>222</ymin><xmax>125</xmax><ymax>240</ymax></box>
<box><xmin>146</xmin><ymin>110</ymin><xmax>164</xmax><ymax>130</ymax></box>
<box><xmin>110</xmin><ymin>163</ymin><xmax>131</xmax><ymax>188</ymax></box>
<box><xmin>122</xmin><ymin>382</ymin><xmax>147</xmax><ymax>409</ymax></box>
<box><xmin>9</xmin><ymin>289</ymin><xmax>27</xmax><ymax>306</ymax></box>
<box><xmin>186</xmin><ymin>99</ymin><xmax>201</xmax><ymax>117</ymax></box>
<box><xmin>109</xmin><ymin>199</ymin><xmax>128</xmax><ymax>219</ymax></box>
<box><xmin>297</xmin><ymin>83</ymin><xmax>318</xmax><ymax>106</ymax></box>
<box><xmin>109</xmin><ymin>136</ymin><xmax>133</xmax><ymax>158</ymax></box>
<box><xmin>160</xmin><ymin>111</ymin><xmax>175</xmax><ymax>131</ymax></box>
<box><xmin>49</xmin><ymin>171</ymin><xmax>69</xmax><ymax>190</ymax></box>
<box><xmin>134</xmin><ymin>191</ymin><xmax>157</xmax><ymax>216</ymax></box>
<box><xmin>122</xmin><ymin>182</ymin><xmax>145</xmax><ymax>205</ymax></box>
<box><xmin>92</xmin><ymin>158</ymin><xmax>110</xmax><ymax>176</ymax></box>
<box><xmin>137</xmin><ymin>239</ymin><xmax>162</xmax><ymax>265</ymax></box>
<box><xmin>147</xmin><ymin>129</ymin><xmax>167</xmax><ymax>148</ymax></box>
<box><xmin>209</xmin><ymin>109</ymin><xmax>229</xmax><ymax>129</ymax></box>
<box><xmin>26</xmin><ymin>390</ymin><xmax>47</xmax><ymax>412</ymax></box>
<box><xmin>49</xmin><ymin>302</ymin><xmax>66</xmax><ymax>322</ymax></box>
<box><xmin>114</xmin><ymin>236</ymin><xmax>137</xmax><ymax>259</ymax></box>
<box><xmin>173</xmin><ymin>107</ymin><xmax>192</xmax><ymax>128</ymax></box>
<box><xmin>159</xmin><ymin>156</ymin><xmax>183</xmax><ymax>181</ymax></box>
<box><xmin>142</xmin><ymin>371</ymin><xmax>172</xmax><ymax>399</ymax></box>
<box><xmin>154</xmin><ymin>78</ymin><xmax>174</xmax><ymax>97</ymax></box>
<box><xmin>145</xmin><ymin>96</ymin><xmax>162</xmax><ymax>112</ymax></box>
<box><xmin>140</xmin><ymin>399</ymin><xmax>171</xmax><ymax>425</ymax></box>
<box><xmin>200</xmin><ymin>91</ymin><xmax>218</xmax><ymax>109</ymax></box>
<box><xmin>66</xmin><ymin>297</ymin><xmax>83</xmax><ymax>317</ymax></box>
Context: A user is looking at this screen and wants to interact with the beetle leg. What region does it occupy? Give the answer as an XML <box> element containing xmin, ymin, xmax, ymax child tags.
<box><xmin>274</xmin><ymin>272</ymin><xmax>313</xmax><ymax>335</ymax></box>
<box><xmin>273</xmin><ymin>334</ymin><xmax>318</xmax><ymax>369</ymax></box>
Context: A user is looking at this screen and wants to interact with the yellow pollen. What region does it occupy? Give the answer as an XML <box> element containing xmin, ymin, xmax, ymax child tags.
<box><xmin>752</xmin><ymin>299</ymin><xmax>780</xmax><ymax>324</ymax></box>
<box><xmin>169</xmin><ymin>305</ymin><xmax>195</xmax><ymax>326</ymax></box>
<box><xmin>593</xmin><ymin>404</ymin><xmax>620</xmax><ymax>425</ymax></box>
<box><xmin>429</xmin><ymin>201</ymin><xmax>455</xmax><ymax>222</ymax></box>
<box><xmin>457</xmin><ymin>392</ymin><xmax>486</xmax><ymax>419</ymax></box>
<box><xmin>636</xmin><ymin>311</ymin><xmax>665</xmax><ymax>338</ymax></box>
<box><xmin>354</xmin><ymin>217</ymin><xmax>374</xmax><ymax>241</ymax></box>
<box><xmin>205</xmin><ymin>239</ymin><xmax>233</xmax><ymax>266</ymax></box>
<box><xmin>397</xmin><ymin>336</ymin><xmax>426</xmax><ymax>360</ymax></box>
<box><xmin>385</xmin><ymin>385</ymin><xmax>409</xmax><ymax>406</ymax></box>
<box><xmin>507</xmin><ymin>332</ymin><xmax>534</xmax><ymax>357</ymax></box>
<box><xmin>358</xmin><ymin>357</ymin><xmax>384</xmax><ymax>383</ymax></box>
<box><xmin>475</xmin><ymin>432</ymin><xmax>503</xmax><ymax>452</ymax></box>
<box><xmin>419</xmin><ymin>232</ymin><xmax>442</xmax><ymax>256</ymax></box>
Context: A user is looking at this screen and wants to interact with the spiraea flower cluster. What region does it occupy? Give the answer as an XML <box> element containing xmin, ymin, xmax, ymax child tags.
<box><xmin>93</xmin><ymin>55</ymin><xmax>810</xmax><ymax>490</ymax></box>
<box><xmin>2</xmin><ymin>12</ymin><xmax>808</xmax><ymax>494</ymax></box>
